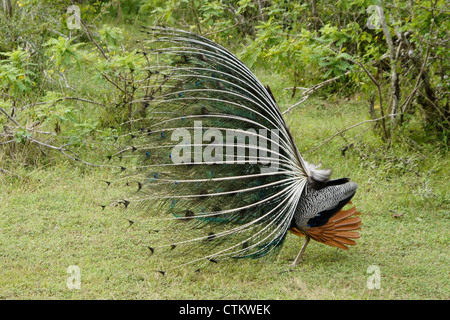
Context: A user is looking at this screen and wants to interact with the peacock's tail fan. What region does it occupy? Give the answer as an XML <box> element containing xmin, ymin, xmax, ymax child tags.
<box><xmin>99</xmin><ymin>27</ymin><xmax>312</xmax><ymax>273</ymax></box>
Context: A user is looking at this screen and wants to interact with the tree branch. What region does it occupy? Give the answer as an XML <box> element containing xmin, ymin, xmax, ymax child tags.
<box><xmin>0</xmin><ymin>168</ymin><xmax>25</xmax><ymax>180</ymax></box>
<box><xmin>377</xmin><ymin>2</ymin><xmax>401</xmax><ymax>120</ymax></box>
<box><xmin>307</xmin><ymin>113</ymin><xmax>399</xmax><ymax>154</ymax></box>
<box><xmin>282</xmin><ymin>71</ymin><xmax>351</xmax><ymax>115</ymax></box>
<box><xmin>0</xmin><ymin>105</ymin><xmax>24</xmax><ymax>129</ymax></box>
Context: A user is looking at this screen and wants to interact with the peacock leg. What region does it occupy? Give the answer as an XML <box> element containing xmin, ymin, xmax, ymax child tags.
<box><xmin>291</xmin><ymin>234</ymin><xmax>310</xmax><ymax>266</ymax></box>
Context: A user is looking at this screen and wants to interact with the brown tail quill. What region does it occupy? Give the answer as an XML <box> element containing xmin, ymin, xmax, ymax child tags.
<box><xmin>289</xmin><ymin>202</ymin><xmax>362</xmax><ymax>250</ymax></box>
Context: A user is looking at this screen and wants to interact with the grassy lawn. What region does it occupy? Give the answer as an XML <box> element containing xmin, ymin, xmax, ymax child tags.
<box><xmin>0</xmin><ymin>67</ymin><xmax>449</xmax><ymax>300</ymax></box>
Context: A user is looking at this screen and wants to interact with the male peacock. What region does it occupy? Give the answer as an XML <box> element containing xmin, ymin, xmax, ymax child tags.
<box><xmin>101</xmin><ymin>27</ymin><xmax>361</xmax><ymax>273</ymax></box>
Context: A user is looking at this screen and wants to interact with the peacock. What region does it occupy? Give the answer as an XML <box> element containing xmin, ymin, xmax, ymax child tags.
<box><xmin>100</xmin><ymin>27</ymin><xmax>361</xmax><ymax>273</ymax></box>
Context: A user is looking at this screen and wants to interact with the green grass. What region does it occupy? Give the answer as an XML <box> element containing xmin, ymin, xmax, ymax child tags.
<box><xmin>1</xmin><ymin>68</ymin><xmax>449</xmax><ymax>300</ymax></box>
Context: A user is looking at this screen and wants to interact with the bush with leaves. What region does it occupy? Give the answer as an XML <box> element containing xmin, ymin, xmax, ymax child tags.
<box><xmin>0</xmin><ymin>49</ymin><xmax>36</xmax><ymax>98</ymax></box>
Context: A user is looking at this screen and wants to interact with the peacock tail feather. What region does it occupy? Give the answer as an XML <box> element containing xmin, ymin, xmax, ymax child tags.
<box><xmin>97</xmin><ymin>27</ymin><xmax>360</xmax><ymax>273</ymax></box>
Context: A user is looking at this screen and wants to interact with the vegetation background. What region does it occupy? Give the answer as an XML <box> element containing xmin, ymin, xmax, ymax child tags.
<box><xmin>0</xmin><ymin>0</ymin><xmax>448</xmax><ymax>299</ymax></box>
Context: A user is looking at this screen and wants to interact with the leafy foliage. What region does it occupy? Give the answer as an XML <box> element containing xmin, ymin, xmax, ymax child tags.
<box><xmin>0</xmin><ymin>49</ymin><xmax>36</xmax><ymax>96</ymax></box>
<box><xmin>0</xmin><ymin>0</ymin><xmax>448</xmax><ymax>171</ymax></box>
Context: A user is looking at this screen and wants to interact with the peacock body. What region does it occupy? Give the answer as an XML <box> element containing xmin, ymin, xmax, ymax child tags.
<box><xmin>101</xmin><ymin>27</ymin><xmax>361</xmax><ymax>273</ymax></box>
